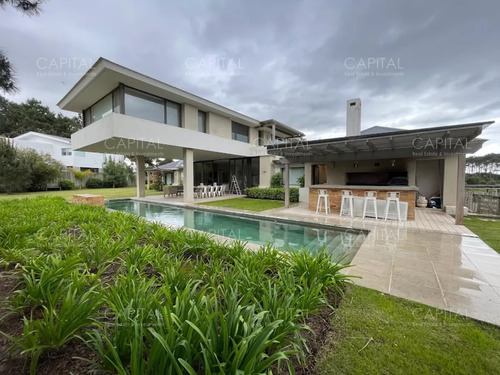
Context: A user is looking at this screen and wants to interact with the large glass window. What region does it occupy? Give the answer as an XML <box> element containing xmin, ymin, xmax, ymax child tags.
<box><xmin>198</xmin><ymin>111</ymin><xmax>207</xmax><ymax>133</ymax></box>
<box><xmin>289</xmin><ymin>167</ymin><xmax>305</xmax><ymax>186</ymax></box>
<box><xmin>124</xmin><ymin>88</ymin><xmax>165</xmax><ymax>123</ymax></box>
<box><xmin>231</xmin><ymin>121</ymin><xmax>249</xmax><ymax>143</ymax></box>
<box><xmin>166</xmin><ymin>102</ymin><xmax>180</xmax><ymax>127</ymax></box>
<box><xmin>91</xmin><ymin>94</ymin><xmax>112</xmax><ymax>123</ymax></box>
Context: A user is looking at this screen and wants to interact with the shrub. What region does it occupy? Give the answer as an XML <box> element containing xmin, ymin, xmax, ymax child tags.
<box><xmin>0</xmin><ymin>139</ymin><xmax>63</xmax><ymax>193</ymax></box>
<box><xmin>103</xmin><ymin>158</ymin><xmax>132</xmax><ymax>188</ymax></box>
<box><xmin>86</xmin><ymin>177</ymin><xmax>103</xmax><ymax>189</ymax></box>
<box><xmin>70</xmin><ymin>168</ymin><xmax>94</xmax><ymax>189</ymax></box>
<box><xmin>297</xmin><ymin>175</ymin><xmax>305</xmax><ymax>188</ymax></box>
<box><xmin>270</xmin><ymin>173</ymin><xmax>284</xmax><ymax>188</ymax></box>
<box><xmin>149</xmin><ymin>182</ymin><xmax>159</xmax><ymax>191</ymax></box>
<box><xmin>244</xmin><ymin>187</ymin><xmax>299</xmax><ymax>202</ymax></box>
<box><xmin>59</xmin><ymin>179</ymin><xmax>76</xmax><ymax>190</ymax></box>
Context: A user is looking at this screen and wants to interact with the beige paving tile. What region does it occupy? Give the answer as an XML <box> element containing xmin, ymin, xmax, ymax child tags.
<box><xmin>493</xmin><ymin>286</ymin><xmax>500</xmax><ymax>297</ymax></box>
<box><xmin>460</xmin><ymin>245</ymin><xmax>497</xmax><ymax>256</ymax></box>
<box><xmin>394</xmin><ymin>250</ymin><xmax>431</xmax><ymax>261</ymax></box>
<box><xmin>443</xmin><ymin>292</ymin><xmax>500</xmax><ymax>326</ymax></box>
<box><xmin>390</xmin><ymin>279</ymin><xmax>447</xmax><ymax>309</ymax></box>
<box><xmin>437</xmin><ymin>274</ymin><xmax>500</xmax><ymax>301</ymax></box>
<box><xmin>464</xmin><ymin>258</ymin><xmax>500</xmax><ymax>274</ymax></box>
<box><xmin>357</xmin><ymin>243</ymin><xmax>396</xmax><ymax>254</ymax></box>
<box><xmin>394</xmin><ymin>242</ymin><xmax>429</xmax><ymax>252</ymax></box>
<box><xmin>351</xmin><ymin>270</ymin><xmax>391</xmax><ymax>293</ymax></box>
<box><xmin>355</xmin><ymin>250</ymin><xmax>393</xmax><ymax>263</ymax></box>
<box><xmin>432</xmin><ymin>260</ymin><xmax>484</xmax><ymax>278</ymax></box>
<box><xmin>391</xmin><ymin>271</ymin><xmax>441</xmax><ymax>290</ymax></box>
<box><xmin>481</xmin><ymin>272</ymin><xmax>500</xmax><ymax>288</ymax></box>
<box><xmin>351</xmin><ymin>258</ymin><xmax>392</xmax><ymax>277</ymax></box>
<box><xmin>392</xmin><ymin>257</ymin><xmax>435</xmax><ymax>274</ymax></box>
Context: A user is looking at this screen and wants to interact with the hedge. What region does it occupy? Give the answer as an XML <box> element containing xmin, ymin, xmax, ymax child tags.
<box><xmin>244</xmin><ymin>187</ymin><xmax>299</xmax><ymax>202</ymax></box>
<box><xmin>85</xmin><ymin>177</ymin><xmax>104</xmax><ymax>189</ymax></box>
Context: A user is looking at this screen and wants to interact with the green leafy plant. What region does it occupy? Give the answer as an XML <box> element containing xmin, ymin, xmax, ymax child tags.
<box><xmin>85</xmin><ymin>177</ymin><xmax>104</xmax><ymax>189</ymax></box>
<box><xmin>271</xmin><ymin>172</ymin><xmax>284</xmax><ymax>188</ymax></box>
<box><xmin>70</xmin><ymin>168</ymin><xmax>94</xmax><ymax>189</ymax></box>
<box><xmin>244</xmin><ymin>187</ymin><xmax>299</xmax><ymax>202</ymax></box>
<box><xmin>59</xmin><ymin>179</ymin><xmax>76</xmax><ymax>190</ymax></box>
<box><xmin>3</xmin><ymin>283</ymin><xmax>102</xmax><ymax>375</ymax></box>
<box><xmin>0</xmin><ymin>196</ymin><xmax>353</xmax><ymax>374</ymax></box>
<box><xmin>297</xmin><ymin>175</ymin><xmax>305</xmax><ymax>188</ymax></box>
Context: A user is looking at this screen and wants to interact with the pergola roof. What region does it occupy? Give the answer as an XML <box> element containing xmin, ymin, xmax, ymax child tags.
<box><xmin>268</xmin><ymin>121</ymin><xmax>494</xmax><ymax>162</ymax></box>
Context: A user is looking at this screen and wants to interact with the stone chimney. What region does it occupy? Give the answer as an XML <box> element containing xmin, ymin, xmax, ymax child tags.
<box><xmin>346</xmin><ymin>98</ymin><xmax>361</xmax><ymax>136</ymax></box>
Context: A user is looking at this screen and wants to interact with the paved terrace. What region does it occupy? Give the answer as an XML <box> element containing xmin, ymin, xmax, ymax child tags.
<box><xmin>135</xmin><ymin>196</ymin><xmax>500</xmax><ymax>326</ymax></box>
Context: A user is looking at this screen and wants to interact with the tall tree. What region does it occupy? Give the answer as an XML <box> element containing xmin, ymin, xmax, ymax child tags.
<box><xmin>0</xmin><ymin>96</ymin><xmax>81</xmax><ymax>137</ymax></box>
<box><xmin>0</xmin><ymin>0</ymin><xmax>46</xmax><ymax>93</ymax></box>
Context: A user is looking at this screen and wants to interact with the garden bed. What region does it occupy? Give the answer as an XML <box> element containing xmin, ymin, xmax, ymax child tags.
<box><xmin>0</xmin><ymin>197</ymin><xmax>351</xmax><ymax>374</ymax></box>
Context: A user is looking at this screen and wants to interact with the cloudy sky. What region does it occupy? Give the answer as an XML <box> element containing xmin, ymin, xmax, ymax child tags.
<box><xmin>1</xmin><ymin>0</ymin><xmax>499</xmax><ymax>154</ymax></box>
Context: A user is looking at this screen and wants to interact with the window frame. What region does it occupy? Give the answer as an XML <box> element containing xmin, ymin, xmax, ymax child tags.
<box><xmin>231</xmin><ymin>121</ymin><xmax>249</xmax><ymax>143</ymax></box>
<box><xmin>198</xmin><ymin>110</ymin><xmax>207</xmax><ymax>133</ymax></box>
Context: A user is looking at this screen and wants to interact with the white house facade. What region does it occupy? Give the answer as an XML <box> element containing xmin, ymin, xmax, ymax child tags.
<box><xmin>12</xmin><ymin>131</ymin><xmax>124</xmax><ymax>172</ymax></box>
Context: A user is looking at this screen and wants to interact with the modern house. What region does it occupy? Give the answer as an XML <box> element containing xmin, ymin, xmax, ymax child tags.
<box><xmin>11</xmin><ymin>131</ymin><xmax>124</xmax><ymax>172</ymax></box>
<box><xmin>58</xmin><ymin>58</ymin><xmax>493</xmax><ymax>224</ymax></box>
<box><xmin>57</xmin><ymin>58</ymin><xmax>304</xmax><ymax>200</ymax></box>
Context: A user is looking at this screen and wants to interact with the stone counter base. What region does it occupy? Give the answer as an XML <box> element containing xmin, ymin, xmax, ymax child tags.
<box><xmin>309</xmin><ymin>188</ymin><xmax>416</xmax><ymax>220</ymax></box>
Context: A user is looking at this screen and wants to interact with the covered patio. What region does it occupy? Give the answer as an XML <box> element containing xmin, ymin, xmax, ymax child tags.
<box><xmin>269</xmin><ymin>121</ymin><xmax>494</xmax><ymax>225</ymax></box>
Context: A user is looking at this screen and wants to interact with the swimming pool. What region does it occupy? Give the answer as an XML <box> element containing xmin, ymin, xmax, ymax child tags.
<box><xmin>106</xmin><ymin>200</ymin><xmax>366</xmax><ymax>262</ymax></box>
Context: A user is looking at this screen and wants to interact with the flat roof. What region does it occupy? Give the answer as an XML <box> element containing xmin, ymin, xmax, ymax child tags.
<box><xmin>268</xmin><ymin>120</ymin><xmax>494</xmax><ymax>161</ymax></box>
<box><xmin>58</xmin><ymin>58</ymin><xmax>301</xmax><ymax>135</ymax></box>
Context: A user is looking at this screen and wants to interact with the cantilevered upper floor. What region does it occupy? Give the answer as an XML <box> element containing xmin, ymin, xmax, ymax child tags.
<box><xmin>57</xmin><ymin>58</ymin><xmax>303</xmax><ymax>161</ymax></box>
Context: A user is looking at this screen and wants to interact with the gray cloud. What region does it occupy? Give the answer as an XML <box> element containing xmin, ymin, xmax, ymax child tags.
<box><xmin>1</xmin><ymin>0</ymin><xmax>499</xmax><ymax>153</ymax></box>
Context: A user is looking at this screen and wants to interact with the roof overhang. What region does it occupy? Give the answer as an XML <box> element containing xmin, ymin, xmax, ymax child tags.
<box><xmin>57</xmin><ymin>58</ymin><xmax>261</xmax><ymax>128</ymax></box>
<box><xmin>268</xmin><ymin>121</ymin><xmax>494</xmax><ymax>163</ymax></box>
<box><xmin>260</xmin><ymin>119</ymin><xmax>305</xmax><ymax>138</ymax></box>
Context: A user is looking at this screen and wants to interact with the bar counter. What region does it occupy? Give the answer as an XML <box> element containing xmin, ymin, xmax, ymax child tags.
<box><xmin>309</xmin><ymin>185</ymin><xmax>418</xmax><ymax>220</ymax></box>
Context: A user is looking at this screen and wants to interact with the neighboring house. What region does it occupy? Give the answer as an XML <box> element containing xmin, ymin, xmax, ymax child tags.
<box><xmin>12</xmin><ymin>131</ymin><xmax>124</xmax><ymax>172</ymax></box>
<box><xmin>57</xmin><ymin>58</ymin><xmax>304</xmax><ymax>200</ymax></box>
<box><xmin>147</xmin><ymin>160</ymin><xmax>184</xmax><ymax>186</ymax></box>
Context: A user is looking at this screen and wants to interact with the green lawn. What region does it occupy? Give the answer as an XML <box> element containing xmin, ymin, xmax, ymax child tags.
<box><xmin>197</xmin><ymin>197</ymin><xmax>288</xmax><ymax>212</ymax></box>
<box><xmin>464</xmin><ymin>216</ymin><xmax>500</xmax><ymax>253</ymax></box>
<box><xmin>0</xmin><ymin>187</ymin><xmax>163</xmax><ymax>201</ymax></box>
<box><xmin>318</xmin><ymin>285</ymin><xmax>500</xmax><ymax>375</ymax></box>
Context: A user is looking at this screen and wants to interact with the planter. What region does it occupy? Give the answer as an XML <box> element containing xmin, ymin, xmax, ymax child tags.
<box><xmin>417</xmin><ymin>196</ymin><xmax>428</xmax><ymax>208</ymax></box>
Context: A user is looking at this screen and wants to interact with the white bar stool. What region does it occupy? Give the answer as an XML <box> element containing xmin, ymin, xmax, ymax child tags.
<box><xmin>340</xmin><ymin>190</ymin><xmax>354</xmax><ymax>218</ymax></box>
<box><xmin>362</xmin><ymin>191</ymin><xmax>378</xmax><ymax>220</ymax></box>
<box><xmin>315</xmin><ymin>189</ymin><xmax>330</xmax><ymax>215</ymax></box>
<box><xmin>384</xmin><ymin>191</ymin><xmax>401</xmax><ymax>221</ymax></box>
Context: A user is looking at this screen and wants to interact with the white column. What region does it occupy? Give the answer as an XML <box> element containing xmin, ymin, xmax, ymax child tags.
<box><xmin>443</xmin><ymin>155</ymin><xmax>458</xmax><ymax>210</ymax></box>
<box><xmin>304</xmin><ymin>163</ymin><xmax>312</xmax><ymax>187</ymax></box>
<box><xmin>183</xmin><ymin>148</ymin><xmax>194</xmax><ymax>202</ymax></box>
<box><xmin>455</xmin><ymin>153</ymin><xmax>466</xmax><ymax>225</ymax></box>
<box><xmin>146</xmin><ymin>171</ymin><xmax>150</xmax><ymax>189</ymax></box>
<box><xmin>136</xmin><ymin>155</ymin><xmax>146</xmax><ymax>198</ymax></box>
<box><xmin>284</xmin><ymin>161</ymin><xmax>290</xmax><ymax>209</ymax></box>
<box><xmin>406</xmin><ymin>159</ymin><xmax>416</xmax><ymax>186</ymax></box>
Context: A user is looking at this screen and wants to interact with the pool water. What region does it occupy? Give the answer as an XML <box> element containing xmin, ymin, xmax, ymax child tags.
<box><xmin>106</xmin><ymin>200</ymin><xmax>366</xmax><ymax>262</ymax></box>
